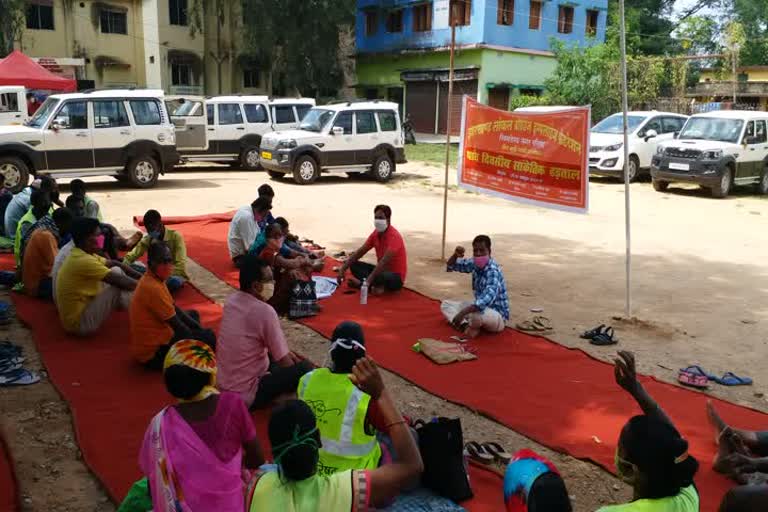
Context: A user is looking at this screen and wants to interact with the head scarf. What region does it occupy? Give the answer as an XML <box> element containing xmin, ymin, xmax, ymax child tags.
<box><xmin>327</xmin><ymin>321</ymin><xmax>366</xmax><ymax>368</ymax></box>
<box><xmin>163</xmin><ymin>340</ymin><xmax>220</xmax><ymax>403</ymax></box>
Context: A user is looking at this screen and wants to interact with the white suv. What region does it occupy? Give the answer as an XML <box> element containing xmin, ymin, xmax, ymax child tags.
<box><xmin>590</xmin><ymin>111</ymin><xmax>688</xmax><ymax>181</ymax></box>
<box><xmin>0</xmin><ymin>86</ymin><xmax>27</xmax><ymax>126</ymax></box>
<box><xmin>0</xmin><ymin>89</ymin><xmax>178</xmax><ymax>191</ymax></box>
<box><xmin>260</xmin><ymin>101</ymin><xmax>406</xmax><ymax>185</ymax></box>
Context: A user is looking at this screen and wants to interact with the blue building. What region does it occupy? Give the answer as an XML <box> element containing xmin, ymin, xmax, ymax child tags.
<box><xmin>355</xmin><ymin>0</ymin><xmax>608</xmax><ymax>134</ymax></box>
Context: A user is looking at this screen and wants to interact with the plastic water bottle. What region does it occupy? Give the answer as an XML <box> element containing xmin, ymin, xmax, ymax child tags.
<box><xmin>360</xmin><ymin>279</ymin><xmax>368</xmax><ymax>305</ymax></box>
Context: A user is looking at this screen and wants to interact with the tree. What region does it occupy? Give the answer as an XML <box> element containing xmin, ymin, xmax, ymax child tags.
<box><xmin>730</xmin><ymin>0</ymin><xmax>768</xmax><ymax>65</ymax></box>
<box><xmin>0</xmin><ymin>0</ymin><xmax>25</xmax><ymax>56</ymax></box>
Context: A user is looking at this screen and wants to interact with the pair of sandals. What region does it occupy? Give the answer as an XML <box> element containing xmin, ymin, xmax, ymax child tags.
<box><xmin>581</xmin><ymin>324</ymin><xmax>618</xmax><ymax>346</ymax></box>
<box><xmin>0</xmin><ymin>341</ymin><xmax>39</xmax><ymax>387</ymax></box>
<box><xmin>516</xmin><ymin>316</ymin><xmax>553</xmax><ymax>333</ymax></box>
<box><xmin>465</xmin><ymin>441</ymin><xmax>512</xmax><ymax>468</ymax></box>
<box><xmin>678</xmin><ymin>366</ymin><xmax>753</xmax><ymax>389</ymax></box>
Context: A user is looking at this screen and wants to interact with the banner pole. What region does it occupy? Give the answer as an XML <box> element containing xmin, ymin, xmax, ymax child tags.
<box><xmin>441</xmin><ymin>6</ymin><xmax>456</xmax><ymax>261</ymax></box>
<box><xmin>618</xmin><ymin>0</ymin><xmax>632</xmax><ymax>318</ymax></box>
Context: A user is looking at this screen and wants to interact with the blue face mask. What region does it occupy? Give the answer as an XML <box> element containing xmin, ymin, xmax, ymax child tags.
<box><xmin>149</xmin><ymin>230</ymin><xmax>162</xmax><ymax>240</ymax></box>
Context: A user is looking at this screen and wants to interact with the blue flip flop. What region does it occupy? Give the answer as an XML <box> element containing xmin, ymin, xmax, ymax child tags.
<box><xmin>714</xmin><ymin>372</ymin><xmax>753</xmax><ymax>386</ymax></box>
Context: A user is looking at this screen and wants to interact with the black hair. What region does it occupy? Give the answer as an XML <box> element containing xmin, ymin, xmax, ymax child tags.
<box><xmin>70</xmin><ymin>179</ymin><xmax>86</xmax><ymax>197</ymax></box>
<box><xmin>528</xmin><ymin>472</ymin><xmax>572</xmax><ymax>512</ymax></box>
<box><xmin>164</xmin><ymin>364</ymin><xmax>210</xmax><ymax>400</ymax></box>
<box><xmin>265</xmin><ymin>222</ymin><xmax>282</xmax><ymax>239</ymax></box>
<box><xmin>269</xmin><ymin>400</ymin><xmax>320</xmax><ymax>482</ymax></box>
<box><xmin>251</xmin><ymin>196</ymin><xmax>272</xmax><ymax>214</ymax></box>
<box><xmin>38</xmin><ymin>175</ymin><xmax>59</xmax><ymax>203</ymax></box>
<box><xmin>258</xmin><ymin>184</ymin><xmax>275</xmax><ymax>198</ymax></box>
<box><xmin>374</xmin><ymin>204</ymin><xmax>392</xmax><ymax>220</ymax></box>
<box><xmin>330</xmin><ymin>321</ymin><xmax>366</xmax><ymax>373</ymax></box>
<box><xmin>621</xmin><ymin>415</ymin><xmax>699</xmax><ymax>499</ymax></box>
<box><xmin>148</xmin><ymin>240</ymin><xmax>170</xmax><ymax>265</ymax></box>
<box><xmin>239</xmin><ymin>254</ymin><xmax>270</xmax><ymax>292</ymax></box>
<box><xmin>473</xmin><ymin>235</ymin><xmax>492</xmax><ymax>251</ymax></box>
<box><xmin>52</xmin><ymin>207</ymin><xmax>73</xmax><ymax>232</ymax></box>
<box><xmin>0</xmin><ymin>174</ymin><xmax>6</xmax><ymax>184</ymax></box>
<box><xmin>65</xmin><ymin>194</ymin><xmax>85</xmax><ymax>210</ymax></box>
<box><xmin>30</xmin><ymin>188</ymin><xmax>50</xmax><ymax>209</ymax></box>
<box><xmin>71</xmin><ymin>217</ymin><xmax>101</xmax><ymax>249</ymax></box>
<box><xmin>274</xmin><ymin>217</ymin><xmax>289</xmax><ymax>230</ymax></box>
<box><xmin>143</xmin><ymin>209</ymin><xmax>162</xmax><ymax>228</ymax></box>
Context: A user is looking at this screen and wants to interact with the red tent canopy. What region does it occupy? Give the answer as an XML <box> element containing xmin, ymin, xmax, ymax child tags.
<box><xmin>0</xmin><ymin>51</ymin><xmax>76</xmax><ymax>92</ymax></box>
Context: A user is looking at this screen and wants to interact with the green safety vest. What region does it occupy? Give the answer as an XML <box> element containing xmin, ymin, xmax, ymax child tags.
<box><xmin>298</xmin><ymin>368</ymin><xmax>382</xmax><ymax>475</ymax></box>
<box><xmin>14</xmin><ymin>207</ymin><xmax>37</xmax><ymax>268</ymax></box>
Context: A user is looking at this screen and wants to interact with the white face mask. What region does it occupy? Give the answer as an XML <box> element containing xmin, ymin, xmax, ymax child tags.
<box><xmin>259</xmin><ymin>282</ymin><xmax>275</xmax><ymax>301</ymax></box>
<box><xmin>374</xmin><ymin>219</ymin><xmax>388</xmax><ymax>233</ymax></box>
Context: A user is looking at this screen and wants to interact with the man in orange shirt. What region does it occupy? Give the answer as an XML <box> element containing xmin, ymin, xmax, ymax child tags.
<box><xmin>129</xmin><ymin>241</ymin><xmax>215</xmax><ymax>370</ymax></box>
<box><xmin>22</xmin><ymin>208</ymin><xmax>73</xmax><ymax>300</ymax></box>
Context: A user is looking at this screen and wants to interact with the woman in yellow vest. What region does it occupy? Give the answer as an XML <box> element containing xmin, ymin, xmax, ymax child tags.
<box><xmin>297</xmin><ymin>321</ymin><xmax>388</xmax><ymax>474</ymax></box>
<box><xmin>247</xmin><ymin>357</ymin><xmax>423</xmax><ymax>511</ymax></box>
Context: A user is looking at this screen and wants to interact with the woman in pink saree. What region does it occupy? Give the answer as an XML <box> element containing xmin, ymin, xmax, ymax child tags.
<box><xmin>139</xmin><ymin>339</ymin><xmax>265</xmax><ymax>511</ymax></box>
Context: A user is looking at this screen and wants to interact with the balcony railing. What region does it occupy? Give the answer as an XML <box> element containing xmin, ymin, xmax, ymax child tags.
<box><xmin>169</xmin><ymin>85</ymin><xmax>204</xmax><ymax>96</ymax></box>
<box><xmin>687</xmin><ymin>81</ymin><xmax>768</xmax><ymax>97</ymax></box>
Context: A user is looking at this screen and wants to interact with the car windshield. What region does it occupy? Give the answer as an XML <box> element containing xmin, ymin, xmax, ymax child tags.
<box><xmin>299</xmin><ymin>108</ymin><xmax>334</xmax><ymax>132</ymax></box>
<box><xmin>592</xmin><ymin>114</ymin><xmax>646</xmax><ymax>134</ymax></box>
<box><xmin>26</xmin><ymin>97</ymin><xmax>59</xmax><ymax>128</ymax></box>
<box><xmin>166</xmin><ymin>99</ymin><xmax>200</xmax><ymax>116</ymax></box>
<box><xmin>678</xmin><ymin>117</ymin><xmax>744</xmax><ymax>143</ymax></box>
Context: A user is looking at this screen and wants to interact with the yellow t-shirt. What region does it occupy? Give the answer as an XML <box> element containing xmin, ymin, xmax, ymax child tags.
<box><xmin>597</xmin><ymin>485</ymin><xmax>699</xmax><ymax>512</ymax></box>
<box><xmin>55</xmin><ymin>248</ymin><xmax>111</xmax><ymax>332</ymax></box>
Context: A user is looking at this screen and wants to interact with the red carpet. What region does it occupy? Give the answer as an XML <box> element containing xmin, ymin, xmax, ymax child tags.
<box><xmin>0</xmin><ymin>430</ymin><xmax>19</xmax><ymax>512</ymax></box>
<box><xmin>162</xmin><ymin>212</ymin><xmax>768</xmax><ymax>512</ymax></box>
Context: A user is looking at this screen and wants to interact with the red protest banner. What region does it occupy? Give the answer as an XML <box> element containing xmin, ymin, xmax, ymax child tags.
<box><xmin>458</xmin><ymin>97</ymin><xmax>591</xmax><ymax>213</ymax></box>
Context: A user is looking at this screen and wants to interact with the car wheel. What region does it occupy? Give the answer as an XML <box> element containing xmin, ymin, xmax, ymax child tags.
<box><xmin>652</xmin><ymin>178</ymin><xmax>669</xmax><ymax>192</ymax></box>
<box><xmin>626</xmin><ymin>155</ymin><xmax>640</xmax><ymax>183</ymax></box>
<box><xmin>756</xmin><ymin>166</ymin><xmax>768</xmax><ymax>195</ymax></box>
<box><xmin>240</xmin><ymin>146</ymin><xmax>262</xmax><ymax>171</ymax></box>
<box><xmin>127</xmin><ymin>155</ymin><xmax>160</xmax><ymax>189</ymax></box>
<box><xmin>267</xmin><ymin>170</ymin><xmax>284</xmax><ymax>180</ymax></box>
<box><xmin>292</xmin><ymin>155</ymin><xmax>319</xmax><ymax>185</ymax></box>
<box><xmin>711</xmin><ymin>166</ymin><xmax>732</xmax><ymax>199</ymax></box>
<box><xmin>372</xmin><ymin>154</ymin><xmax>394</xmax><ymax>182</ymax></box>
<box><xmin>0</xmin><ymin>156</ymin><xmax>29</xmax><ymax>193</ymax></box>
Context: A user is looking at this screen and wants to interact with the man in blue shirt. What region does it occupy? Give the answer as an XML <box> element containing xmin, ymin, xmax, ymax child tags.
<box><xmin>443</xmin><ymin>235</ymin><xmax>509</xmax><ymax>338</ymax></box>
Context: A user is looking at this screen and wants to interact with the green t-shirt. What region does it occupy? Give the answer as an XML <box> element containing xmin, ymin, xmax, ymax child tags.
<box><xmin>597</xmin><ymin>486</ymin><xmax>699</xmax><ymax>512</ymax></box>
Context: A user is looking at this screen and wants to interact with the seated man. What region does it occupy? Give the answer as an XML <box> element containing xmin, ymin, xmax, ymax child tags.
<box><xmin>55</xmin><ymin>217</ymin><xmax>141</xmax><ymax>336</ymax></box>
<box><xmin>5</xmin><ymin>175</ymin><xmax>62</xmax><ymax>240</ymax></box>
<box><xmin>123</xmin><ymin>209</ymin><xmax>188</xmax><ymax>293</ymax></box>
<box><xmin>15</xmin><ymin>189</ymin><xmax>52</xmax><ymax>268</ymax></box>
<box><xmin>22</xmin><ymin>208</ymin><xmax>73</xmax><ymax>300</ymax></box>
<box><xmin>336</xmin><ymin>204</ymin><xmax>407</xmax><ymax>295</ymax></box>
<box><xmin>257</xmin><ymin>183</ymin><xmax>277</xmax><ymax>228</ymax></box>
<box><xmin>129</xmin><ymin>241</ymin><xmax>215</xmax><ymax>370</ymax></box>
<box><xmin>442</xmin><ymin>235</ymin><xmax>509</xmax><ymax>338</ymax></box>
<box><xmin>0</xmin><ymin>174</ymin><xmax>13</xmax><ymax>238</ymax></box>
<box><xmin>217</xmin><ymin>254</ymin><xmax>312</xmax><ymax>409</ymax></box>
<box><xmin>227</xmin><ymin>196</ymin><xmax>272</xmax><ymax>268</ymax></box>
<box><xmin>65</xmin><ymin>195</ymin><xmax>141</xmax><ymax>260</ymax></box>
<box><xmin>70</xmin><ymin>179</ymin><xmax>102</xmax><ymax>220</ymax></box>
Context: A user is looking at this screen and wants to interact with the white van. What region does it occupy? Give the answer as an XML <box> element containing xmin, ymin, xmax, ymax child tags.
<box><xmin>0</xmin><ymin>87</ymin><xmax>28</xmax><ymax>126</ymax></box>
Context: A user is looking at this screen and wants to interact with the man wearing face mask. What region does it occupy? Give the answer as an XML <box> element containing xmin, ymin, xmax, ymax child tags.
<box><xmin>336</xmin><ymin>204</ymin><xmax>407</xmax><ymax>295</ymax></box>
<box><xmin>124</xmin><ymin>209</ymin><xmax>189</xmax><ymax>293</ymax></box>
<box><xmin>442</xmin><ymin>235</ymin><xmax>509</xmax><ymax>339</ymax></box>
<box><xmin>128</xmin><ymin>241</ymin><xmax>215</xmax><ymax>370</ymax></box>
<box><xmin>228</xmin><ymin>197</ymin><xmax>273</xmax><ymax>268</ymax></box>
<box><xmin>217</xmin><ymin>254</ymin><xmax>312</xmax><ymax>409</ymax></box>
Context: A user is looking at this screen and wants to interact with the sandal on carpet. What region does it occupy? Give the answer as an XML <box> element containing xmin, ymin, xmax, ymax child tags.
<box><xmin>481</xmin><ymin>442</ymin><xmax>512</xmax><ymax>465</ymax></box>
<box><xmin>464</xmin><ymin>441</ymin><xmax>494</xmax><ymax>465</ymax></box>
<box><xmin>581</xmin><ymin>324</ymin><xmax>605</xmax><ymax>340</ymax></box>
<box><xmin>515</xmin><ymin>320</ymin><xmax>538</xmax><ymax>332</ymax></box>
<box><xmin>0</xmin><ymin>368</ymin><xmax>40</xmax><ymax>386</ymax></box>
<box><xmin>678</xmin><ymin>366</ymin><xmax>710</xmax><ymax>389</ymax></box>
<box><xmin>533</xmin><ymin>316</ymin><xmax>553</xmax><ymax>331</ymax></box>
<box><xmin>713</xmin><ymin>372</ymin><xmax>753</xmax><ymax>387</ymax></box>
<box><xmin>590</xmin><ymin>326</ymin><xmax>618</xmax><ymax>346</ymax></box>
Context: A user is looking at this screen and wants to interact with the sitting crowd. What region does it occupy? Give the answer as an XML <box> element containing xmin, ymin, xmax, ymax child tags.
<box><xmin>4</xmin><ymin>177</ymin><xmax>749</xmax><ymax>511</ymax></box>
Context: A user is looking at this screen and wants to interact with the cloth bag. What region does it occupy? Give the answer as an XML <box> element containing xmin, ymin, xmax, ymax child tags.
<box><xmin>417</xmin><ymin>338</ymin><xmax>477</xmax><ymax>365</ymax></box>
<box><xmin>288</xmin><ymin>278</ymin><xmax>318</xmax><ymax>319</ymax></box>
<box><xmin>414</xmin><ymin>417</ymin><xmax>473</xmax><ymax>503</ymax></box>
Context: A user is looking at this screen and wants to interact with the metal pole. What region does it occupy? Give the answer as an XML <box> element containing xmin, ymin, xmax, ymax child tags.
<box><xmin>618</xmin><ymin>0</ymin><xmax>631</xmax><ymax>318</ymax></box>
<box><xmin>216</xmin><ymin>0</ymin><xmax>223</xmax><ymax>94</ymax></box>
<box><xmin>441</xmin><ymin>6</ymin><xmax>456</xmax><ymax>260</ymax></box>
<box><xmin>732</xmin><ymin>49</ymin><xmax>737</xmax><ymax>104</ymax></box>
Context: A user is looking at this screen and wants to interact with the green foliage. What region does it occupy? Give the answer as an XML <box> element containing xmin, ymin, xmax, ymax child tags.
<box><xmin>0</xmin><ymin>0</ymin><xmax>26</xmax><ymax>56</ymax></box>
<box><xmin>732</xmin><ymin>0</ymin><xmax>768</xmax><ymax>66</ymax></box>
<box><xmin>676</xmin><ymin>16</ymin><xmax>720</xmax><ymax>55</ymax></box>
<box><xmin>508</xmin><ymin>94</ymin><xmax>551</xmax><ymax>110</ymax></box>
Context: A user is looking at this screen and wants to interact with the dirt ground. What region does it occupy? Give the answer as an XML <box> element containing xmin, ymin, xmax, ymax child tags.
<box><xmin>3</xmin><ymin>158</ymin><xmax>768</xmax><ymax>510</ymax></box>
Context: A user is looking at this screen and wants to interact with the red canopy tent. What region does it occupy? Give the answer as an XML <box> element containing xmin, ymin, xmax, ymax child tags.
<box><xmin>0</xmin><ymin>51</ymin><xmax>76</xmax><ymax>92</ymax></box>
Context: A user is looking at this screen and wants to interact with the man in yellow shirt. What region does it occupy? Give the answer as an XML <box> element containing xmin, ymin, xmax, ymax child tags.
<box><xmin>55</xmin><ymin>217</ymin><xmax>141</xmax><ymax>336</ymax></box>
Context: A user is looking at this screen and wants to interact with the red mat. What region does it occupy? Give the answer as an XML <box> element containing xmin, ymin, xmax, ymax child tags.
<box><xmin>0</xmin><ymin>430</ymin><xmax>19</xmax><ymax>512</ymax></box>
<box><xmin>165</xmin><ymin>212</ymin><xmax>768</xmax><ymax>512</ymax></box>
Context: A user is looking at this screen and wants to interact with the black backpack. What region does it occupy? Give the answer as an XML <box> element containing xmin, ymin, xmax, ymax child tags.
<box><xmin>414</xmin><ymin>417</ymin><xmax>474</xmax><ymax>503</ymax></box>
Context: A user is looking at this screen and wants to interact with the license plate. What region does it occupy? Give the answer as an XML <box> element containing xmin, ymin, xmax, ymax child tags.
<box><xmin>668</xmin><ymin>162</ymin><xmax>690</xmax><ymax>171</ymax></box>
<box><xmin>261</xmin><ymin>151</ymin><xmax>272</xmax><ymax>160</ymax></box>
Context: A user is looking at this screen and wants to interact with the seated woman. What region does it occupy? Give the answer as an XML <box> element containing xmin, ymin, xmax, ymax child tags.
<box><xmin>502</xmin><ymin>449</ymin><xmax>572</xmax><ymax>512</ymax></box>
<box><xmin>247</xmin><ymin>357</ymin><xmax>423</xmax><ymax>511</ymax></box>
<box><xmin>139</xmin><ymin>339</ymin><xmax>265</xmax><ymax>511</ymax></box>
<box><xmin>599</xmin><ymin>351</ymin><xmax>699</xmax><ymax>512</ymax></box>
<box><xmin>297</xmin><ymin>321</ymin><xmax>390</xmax><ymax>474</ymax></box>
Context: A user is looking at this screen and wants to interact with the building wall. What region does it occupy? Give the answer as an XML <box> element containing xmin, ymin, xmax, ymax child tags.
<box><xmin>357</xmin><ymin>48</ymin><xmax>484</xmax><ymax>89</ymax></box>
<box><xmin>476</xmin><ymin>49</ymin><xmax>555</xmax><ymax>103</ymax></box>
<box><xmin>700</xmin><ymin>68</ymin><xmax>768</xmax><ymax>83</ymax></box>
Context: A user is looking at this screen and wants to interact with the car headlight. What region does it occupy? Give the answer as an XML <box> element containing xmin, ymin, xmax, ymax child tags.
<box><xmin>656</xmin><ymin>146</ymin><xmax>666</xmax><ymax>155</ymax></box>
<box><xmin>603</xmin><ymin>143</ymin><xmax>623</xmax><ymax>152</ymax></box>
<box><xmin>278</xmin><ymin>139</ymin><xmax>298</xmax><ymax>149</ymax></box>
<box><xmin>701</xmin><ymin>149</ymin><xmax>723</xmax><ymax>160</ymax></box>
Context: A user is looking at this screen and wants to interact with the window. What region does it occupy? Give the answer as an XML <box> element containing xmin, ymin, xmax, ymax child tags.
<box><xmin>413</xmin><ymin>3</ymin><xmax>432</xmax><ymax>32</ymax></box>
<box><xmin>26</xmin><ymin>3</ymin><xmax>54</xmax><ymax>30</ymax></box>
<box><xmin>386</xmin><ymin>9</ymin><xmax>403</xmax><ymax>33</ymax></box>
<box><xmin>557</xmin><ymin>6</ymin><xmax>574</xmax><ymax>34</ymax></box>
<box><xmin>296</xmin><ymin>105</ymin><xmax>311</xmax><ymax>121</ymax></box>
<box><xmin>356</xmin><ymin>112</ymin><xmax>377</xmax><ymax>134</ymax></box>
<box><xmin>244</xmin><ymin>104</ymin><xmax>268</xmax><ymax>123</ymax></box>
<box><xmin>52</xmin><ymin>101</ymin><xmax>87</xmax><ymax>130</ymax></box>
<box><xmin>333</xmin><ymin>112</ymin><xmax>353</xmax><ymax>134</ymax></box>
<box><xmin>0</xmin><ymin>93</ymin><xmax>19</xmax><ymax>113</ymax></box>
<box><xmin>243</xmin><ymin>69</ymin><xmax>261</xmax><ymax>89</ymax></box>
<box><xmin>586</xmin><ymin>9</ymin><xmax>599</xmax><ymax>36</ymax></box>
<box><xmin>100</xmin><ymin>9</ymin><xmax>127</xmax><ymax>34</ymax></box>
<box><xmin>93</xmin><ymin>100</ymin><xmax>129</xmax><ymax>128</ymax></box>
<box><xmin>169</xmin><ymin>0</ymin><xmax>187</xmax><ymax>26</ymax></box>
<box><xmin>662</xmin><ymin>117</ymin><xmax>685</xmax><ymax>134</ymax></box>
<box><xmin>641</xmin><ymin>117</ymin><xmax>662</xmax><ymax>136</ymax></box>
<box><xmin>130</xmin><ymin>100</ymin><xmax>162</xmax><ymax>125</ymax></box>
<box><xmin>206</xmin><ymin>104</ymin><xmax>214</xmax><ymax>125</ymax></box>
<box><xmin>756</xmin><ymin>121</ymin><xmax>767</xmax><ymax>144</ymax></box>
<box><xmin>378</xmin><ymin>111</ymin><xmax>397</xmax><ymax>132</ymax></box>
<box><xmin>365</xmin><ymin>10</ymin><xmax>377</xmax><ymax>36</ymax></box>
<box><xmin>218</xmin><ymin>104</ymin><xmax>243</xmax><ymax>125</ymax></box>
<box><xmin>273</xmin><ymin>106</ymin><xmax>295</xmax><ymax>124</ymax></box>
<box><xmin>450</xmin><ymin>0</ymin><xmax>470</xmax><ymax>26</ymax></box>
<box><xmin>171</xmin><ymin>62</ymin><xmax>192</xmax><ymax>86</ymax></box>
<box><xmin>498</xmin><ymin>0</ymin><xmax>513</xmax><ymax>25</ymax></box>
<box><xmin>529</xmin><ymin>0</ymin><xmax>542</xmax><ymax>30</ymax></box>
